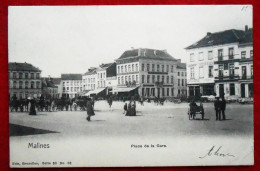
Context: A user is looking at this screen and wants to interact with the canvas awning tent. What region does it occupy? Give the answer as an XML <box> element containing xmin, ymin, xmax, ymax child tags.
<box><xmin>84</xmin><ymin>88</ymin><xmax>106</xmax><ymax>96</ymax></box>
<box><xmin>111</xmin><ymin>86</ymin><xmax>138</xmax><ymax>93</ymax></box>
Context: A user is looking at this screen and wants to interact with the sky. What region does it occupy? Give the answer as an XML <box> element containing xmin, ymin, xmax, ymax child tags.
<box><xmin>8</xmin><ymin>5</ymin><xmax>252</xmax><ymax>77</ymax></box>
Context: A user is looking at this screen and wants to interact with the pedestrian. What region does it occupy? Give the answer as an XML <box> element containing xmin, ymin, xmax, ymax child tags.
<box><xmin>219</xmin><ymin>97</ymin><xmax>226</xmax><ymax>120</ymax></box>
<box><xmin>86</xmin><ymin>100</ymin><xmax>95</xmax><ymax>121</ymax></box>
<box><xmin>29</xmin><ymin>97</ymin><xmax>36</xmax><ymax>115</ymax></box>
<box><xmin>123</xmin><ymin>103</ymin><xmax>127</xmax><ymax>114</ymax></box>
<box><xmin>108</xmin><ymin>97</ymin><xmax>113</xmax><ymax>110</ymax></box>
<box><xmin>214</xmin><ymin>97</ymin><xmax>221</xmax><ymax>120</ymax></box>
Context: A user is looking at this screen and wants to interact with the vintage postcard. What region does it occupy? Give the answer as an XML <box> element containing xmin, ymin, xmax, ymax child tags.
<box><xmin>8</xmin><ymin>5</ymin><xmax>253</xmax><ymax>167</ymax></box>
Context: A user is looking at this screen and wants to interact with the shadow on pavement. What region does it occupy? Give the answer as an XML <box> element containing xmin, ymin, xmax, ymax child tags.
<box><xmin>9</xmin><ymin>123</ymin><xmax>59</xmax><ymax>137</ymax></box>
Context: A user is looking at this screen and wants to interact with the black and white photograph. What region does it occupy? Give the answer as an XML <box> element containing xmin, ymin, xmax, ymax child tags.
<box><xmin>8</xmin><ymin>5</ymin><xmax>253</xmax><ymax>167</ymax></box>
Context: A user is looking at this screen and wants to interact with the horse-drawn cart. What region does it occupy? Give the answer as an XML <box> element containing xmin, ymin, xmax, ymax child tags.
<box><xmin>188</xmin><ymin>105</ymin><xmax>204</xmax><ymax>120</ymax></box>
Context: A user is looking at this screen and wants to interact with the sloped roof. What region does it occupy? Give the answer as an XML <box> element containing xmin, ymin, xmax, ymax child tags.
<box><xmin>61</xmin><ymin>74</ymin><xmax>82</xmax><ymax>80</ymax></box>
<box><xmin>117</xmin><ymin>48</ymin><xmax>177</xmax><ymax>61</ymax></box>
<box><xmin>177</xmin><ymin>62</ymin><xmax>186</xmax><ymax>69</ymax></box>
<box><xmin>185</xmin><ymin>29</ymin><xmax>245</xmax><ymax>49</ymax></box>
<box><xmin>84</xmin><ymin>68</ymin><xmax>97</xmax><ymax>75</ymax></box>
<box><xmin>100</xmin><ymin>63</ymin><xmax>114</xmax><ymax>69</ymax></box>
<box><xmin>9</xmin><ymin>62</ymin><xmax>41</xmax><ymax>72</ymax></box>
<box><xmin>52</xmin><ymin>78</ymin><xmax>61</xmax><ymax>85</ymax></box>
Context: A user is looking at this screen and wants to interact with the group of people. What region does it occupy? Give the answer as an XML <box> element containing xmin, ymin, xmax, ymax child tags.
<box><xmin>214</xmin><ymin>97</ymin><xmax>226</xmax><ymax>121</ymax></box>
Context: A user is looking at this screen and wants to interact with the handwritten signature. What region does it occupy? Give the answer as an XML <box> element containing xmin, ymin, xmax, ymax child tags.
<box><xmin>199</xmin><ymin>146</ymin><xmax>235</xmax><ymax>159</ymax></box>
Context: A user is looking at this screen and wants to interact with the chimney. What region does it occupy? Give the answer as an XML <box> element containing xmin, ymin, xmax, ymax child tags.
<box><xmin>245</xmin><ymin>25</ymin><xmax>248</xmax><ymax>32</ymax></box>
<box><xmin>177</xmin><ymin>59</ymin><xmax>181</xmax><ymax>63</ymax></box>
<box><xmin>207</xmin><ymin>32</ymin><xmax>211</xmax><ymax>36</ymax></box>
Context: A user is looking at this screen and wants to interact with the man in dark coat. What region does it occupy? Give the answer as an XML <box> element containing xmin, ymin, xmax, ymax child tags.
<box><xmin>214</xmin><ymin>97</ymin><xmax>221</xmax><ymax>120</ymax></box>
<box><xmin>219</xmin><ymin>97</ymin><xmax>226</xmax><ymax>120</ymax></box>
<box><xmin>29</xmin><ymin>97</ymin><xmax>37</xmax><ymax>115</ymax></box>
<box><xmin>86</xmin><ymin>100</ymin><xmax>95</xmax><ymax>121</ymax></box>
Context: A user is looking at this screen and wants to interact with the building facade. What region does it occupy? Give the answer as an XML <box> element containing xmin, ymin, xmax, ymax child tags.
<box><xmin>41</xmin><ymin>77</ymin><xmax>60</xmax><ymax>98</ymax></box>
<box><xmin>82</xmin><ymin>67</ymin><xmax>97</xmax><ymax>92</ymax></box>
<box><xmin>8</xmin><ymin>62</ymin><xmax>42</xmax><ymax>99</ymax></box>
<box><xmin>185</xmin><ymin>26</ymin><xmax>253</xmax><ymax>98</ymax></box>
<box><xmin>176</xmin><ymin>61</ymin><xmax>187</xmax><ymax>98</ymax></box>
<box><xmin>61</xmin><ymin>74</ymin><xmax>82</xmax><ymax>98</ymax></box>
<box><xmin>115</xmin><ymin>48</ymin><xmax>178</xmax><ymax>98</ymax></box>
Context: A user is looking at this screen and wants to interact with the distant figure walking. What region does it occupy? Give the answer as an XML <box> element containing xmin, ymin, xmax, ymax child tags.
<box><xmin>108</xmin><ymin>97</ymin><xmax>113</xmax><ymax>110</ymax></box>
<box><xmin>29</xmin><ymin>97</ymin><xmax>36</xmax><ymax>115</ymax></box>
<box><xmin>219</xmin><ymin>97</ymin><xmax>226</xmax><ymax>120</ymax></box>
<box><xmin>125</xmin><ymin>100</ymin><xmax>136</xmax><ymax>116</ymax></box>
<box><xmin>214</xmin><ymin>97</ymin><xmax>221</xmax><ymax>120</ymax></box>
<box><xmin>140</xmin><ymin>96</ymin><xmax>144</xmax><ymax>106</ymax></box>
<box><xmin>86</xmin><ymin>100</ymin><xmax>95</xmax><ymax>121</ymax></box>
<box><xmin>123</xmin><ymin>103</ymin><xmax>128</xmax><ymax>114</ymax></box>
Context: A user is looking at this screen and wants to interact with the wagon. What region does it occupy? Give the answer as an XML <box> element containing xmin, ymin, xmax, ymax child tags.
<box><xmin>188</xmin><ymin>105</ymin><xmax>204</xmax><ymax>120</ymax></box>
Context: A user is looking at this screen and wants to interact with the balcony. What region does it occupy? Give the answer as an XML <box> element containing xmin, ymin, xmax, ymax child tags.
<box><xmin>240</xmin><ymin>75</ymin><xmax>253</xmax><ymax>80</ymax></box>
<box><xmin>215</xmin><ymin>75</ymin><xmax>239</xmax><ymax>82</ymax></box>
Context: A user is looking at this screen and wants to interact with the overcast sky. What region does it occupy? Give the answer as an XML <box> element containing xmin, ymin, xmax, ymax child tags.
<box><xmin>8</xmin><ymin>5</ymin><xmax>252</xmax><ymax>77</ymax></box>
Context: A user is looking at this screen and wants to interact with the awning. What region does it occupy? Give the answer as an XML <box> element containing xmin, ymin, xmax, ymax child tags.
<box><xmin>111</xmin><ymin>86</ymin><xmax>139</xmax><ymax>93</ymax></box>
<box><xmin>84</xmin><ymin>88</ymin><xmax>106</xmax><ymax>96</ymax></box>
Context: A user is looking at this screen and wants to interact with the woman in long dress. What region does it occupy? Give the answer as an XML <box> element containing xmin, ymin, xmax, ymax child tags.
<box><xmin>29</xmin><ymin>97</ymin><xmax>36</xmax><ymax>115</ymax></box>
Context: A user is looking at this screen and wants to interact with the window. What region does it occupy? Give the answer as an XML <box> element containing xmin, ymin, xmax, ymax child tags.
<box><xmin>71</xmin><ymin>87</ymin><xmax>73</xmax><ymax>91</ymax></box>
<box><xmin>152</xmin><ymin>64</ymin><xmax>155</xmax><ymax>71</ymax></box>
<box><xmin>199</xmin><ymin>67</ymin><xmax>204</xmax><ymax>78</ymax></box>
<box><xmin>125</xmin><ymin>76</ymin><xmax>128</xmax><ymax>82</ymax></box>
<box><xmin>147</xmin><ymin>75</ymin><xmax>150</xmax><ymax>83</ymax></box>
<box><xmin>178</xmin><ymin>72</ymin><xmax>180</xmax><ymax>76</ymax></box>
<box><xmin>31</xmin><ymin>73</ymin><xmax>34</xmax><ymax>79</ymax></box>
<box><xmin>31</xmin><ymin>81</ymin><xmax>34</xmax><ymax>89</ymax></box>
<box><xmin>241</xmin><ymin>51</ymin><xmax>246</xmax><ymax>59</ymax></box>
<box><xmin>167</xmin><ymin>76</ymin><xmax>169</xmax><ymax>84</ymax></box>
<box><xmin>19</xmin><ymin>73</ymin><xmax>23</xmax><ymax>79</ymax></box>
<box><xmin>25</xmin><ymin>73</ymin><xmax>28</xmax><ymax>79</ymax></box>
<box><xmin>208</xmin><ymin>51</ymin><xmax>213</xmax><ymax>60</ymax></box>
<box><xmin>162</xmin><ymin>76</ymin><xmax>165</xmax><ymax>83</ymax></box>
<box><xmin>118</xmin><ymin>66</ymin><xmax>120</xmax><ymax>73</ymax></box>
<box><xmin>132</xmin><ymin>75</ymin><xmax>135</xmax><ymax>82</ymax></box>
<box><xmin>132</xmin><ymin>64</ymin><xmax>134</xmax><ymax>72</ymax></box>
<box><xmin>167</xmin><ymin>88</ymin><xmax>169</xmax><ymax>96</ymax></box>
<box><xmin>182</xmin><ymin>79</ymin><xmax>184</xmax><ymax>86</ymax></box>
<box><xmin>178</xmin><ymin>79</ymin><xmax>180</xmax><ymax>86</ymax></box>
<box><xmin>141</xmin><ymin>64</ymin><xmax>144</xmax><ymax>71</ymax></box>
<box><xmin>199</xmin><ymin>52</ymin><xmax>204</xmax><ymax>61</ymax></box>
<box><xmin>208</xmin><ymin>66</ymin><xmax>213</xmax><ymax>78</ymax></box>
<box><xmin>171</xmin><ymin>76</ymin><xmax>173</xmax><ymax>84</ymax></box>
<box><xmin>229</xmin><ymin>64</ymin><xmax>234</xmax><ymax>78</ymax></box>
<box><xmin>250</xmin><ymin>50</ymin><xmax>253</xmax><ymax>58</ymax></box>
<box><xmin>25</xmin><ymin>81</ymin><xmax>29</xmax><ymax>89</ymax></box>
<box><xmin>219</xmin><ymin>65</ymin><xmax>224</xmax><ymax>78</ymax></box>
<box><xmin>147</xmin><ymin>64</ymin><xmax>150</xmax><ymax>72</ymax></box>
<box><xmin>128</xmin><ymin>75</ymin><xmax>131</xmax><ymax>82</ymax></box>
<box><xmin>125</xmin><ymin>65</ymin><xmax>127</xmax><ymax>72</ymax></box>
<box><xmin>190</xmin><ymin>53</ymin><xmax>195</xmax><ymax>62</ymax></box>
<box><xmin>190</xmin><ymin>67</ymin><xmax>195</xmax><ymax>79</ymax></box>
<box><xmin>152</xmin><ymin>75</ymin><xmax>155</xmax><ymax>83</ymax></box>
<box><xmin>162</xmin><ymin>65</ymin><xmax>164</xmax><ymax>72</ymax></box>
<box><xmin>136</xmin><ymin>64</ymin><xmax>138</xmax><ymax>71</ymax></box>
<box><xmin>142</xmin><ymin>75</ymin><xmax>145</xmax><ymax>83</ymax></box>
<box><xmin>13</xmin><ymin>72</ymin><xmax>17</xmax><ymax>79</ymax></box>
<box><xmin>13</xmin><ymin>81</ymin><xmax>17</xmax><ymax>89</ymax></box>
<box><xmin>229</xmin><ymin>47</ymin><xmax>234</xmax><ymax>59</ymax></box>
<box><xmin>157</xmin><ymin>75</ymin><xmax>160</xmax><ymax>82</ymax></box>
<box><xmin>118</xmin><ymin>77</ymin><xmax>120</xmax><ymax>84</ymax></box>
<box><xmin>128</xmin><ymin>65</ymin><xmax>131</xmax><ymax>72</ymax></box>
<box><xmin>181</xmin><ymin>72</ymin><xmax>184</xmax><ymax>76</ymax></box>
<box><xmin>157</xmin><ymin>65</ymin><xmax>160</xmax><ymax>72</ymax></box>
<box><xmin>122</xmin><ymin>76</ymin><xmax>124</xmax><ymax>84</ymax></box>
<box><xmin>121</xmin><ymin>66</ymin><xmax>123</xmax><ymax>73</ymax></box>
<box><xmin>171</xmin><ymin>65</ymin><xmax>173</xmax><ymax>72</ymax></box>
<box><xmin>230</xmin><ymin>83</ymin><xmax>235</xmax><ymax>95</ymax></box>
<box><xmin>218</xmin><ymin>49</ymin><xmax>223</xmax><ymax>61</ymax></box>
<box><xmin>36</xmin><ymin>73</ymin><xmax>40</xmax><ymax>79</ymax></box>
<box><xmin>136</xmin><ymin>75</ymin><xmax>139</xmax><ymax>83</ymax></box>
<box><xmin>171</xmin><ymin>88</ymin><xmax>174</xmax><ymax>96</ymax></box>
<box><xmin>166</xmin><ymin>65</ymin><xmax>169</xmax><ymax>72</ymax></box>
<box><xmin>19</xmin><ymin>81</ymin><xmax>23</xmax><ymax>89</ymax></box>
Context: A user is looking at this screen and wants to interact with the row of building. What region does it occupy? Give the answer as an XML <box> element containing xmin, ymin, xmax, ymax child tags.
<box><xmin>9</xmin><ymin>49</ymin><xmax>187</xmax><ymax>99</ymax></box>
<box><xmin>8</xmin><ymin>25</ymin><xmax>253</xmax><ymax>100</ymax></box>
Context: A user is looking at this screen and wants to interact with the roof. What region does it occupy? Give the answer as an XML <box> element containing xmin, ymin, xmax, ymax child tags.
<box><xmin>185</xmin><ymin>29</ymin><xmax>245</xmax><ymax>49</ymax></box>
<box><xmin>9</xmin><ymin>62</ymin><xmax>41</xmax><ymax>72</ymax></box>
<box><xmin>117</xmin><ymin>48</ymin><xmax>177</xmax><ymax>61</ymax></box>
<box><xmin>61</xmin><ymin>74</ymin><xmax>82</xmax><ymax>80</ymax></box>
<box><xmin>177</xmin><ymin>63</ymin><xmax>186</xmax><ymax>69</ymax></box>
<box><xmin>52</xmin><ymin>78</ymin><xmax>61</xmax><ymax>85</ymax></box>
<box><xmin>100</xmin><ymin>63</ymin><xmax>114</xmax><ymax>69</ymax></box>
<box><xmin>239</xmin><ymin>29</ymin><xmax>253</xmax><ymax>45</ymax></box>
<box><xmin>84</xmin><ymin>68</ymin><xmax>97</xmax><ymax>75</ymax></box>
